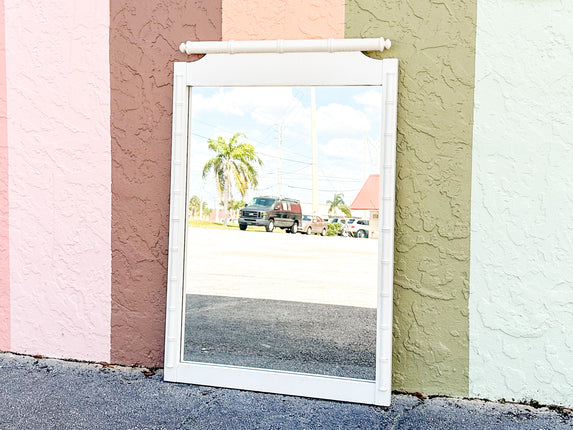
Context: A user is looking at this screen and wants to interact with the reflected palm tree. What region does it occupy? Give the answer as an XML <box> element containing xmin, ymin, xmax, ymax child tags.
<box><xmin>188</xmin><ymin>195</ymin><xmax>201</xmax><ymax>219</ymax></box>
<box><xmin>326</xmin><ymin>193</ymin><xmax>351</xmax><ymax>217</ymax></box>
<box><xmin>202</xmin><ymin>133</ymin><xmax>263</xmax><ymax>227</ymax></box>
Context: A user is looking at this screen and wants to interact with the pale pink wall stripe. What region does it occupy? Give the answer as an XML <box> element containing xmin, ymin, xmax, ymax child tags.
<box><xmin>222</xmin><ymin>0</ymin><xmax>345</xmax><ymax>40</ymax></box>
<box><xmin>0</xmin><ymin>0</ymin><xmax>9</xmax><ymax>351</ymax></box>
<box><xmin>5</xmin><ymin>1</ymin><xmax>111</xmax><ymax>361</ymax></box>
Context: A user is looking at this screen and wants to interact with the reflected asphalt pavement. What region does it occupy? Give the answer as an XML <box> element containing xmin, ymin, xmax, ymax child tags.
<box><xmin>1</xmin><ymin>352</ymin><xmax>572</xmax><ymax>429</ymax></box>
<box><xmin>184</xmin><ymin>294</ymin><xmax>377</xmax><ymax>380</ymax></box>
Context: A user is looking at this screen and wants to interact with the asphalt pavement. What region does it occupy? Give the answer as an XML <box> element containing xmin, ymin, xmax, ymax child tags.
<box><xmin>1</xmin><ymin>352</ymin><xmax>572</xmax><ymax>429</ymax></box>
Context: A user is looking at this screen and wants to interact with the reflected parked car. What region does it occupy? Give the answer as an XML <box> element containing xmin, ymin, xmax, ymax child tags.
<box><xmin>348</xmin><ymin>219</ymin><xmax>370</xmax><ymax>238</ymax></box>
<box><xmin>300</xmin><ymin>215</ymin><xmax>328</xmax><ymax>236</ymax></box>
<box><xmin>333</xmin><ymin>218</ymin><xmax>357</xmax><ymax>237</ymax></box>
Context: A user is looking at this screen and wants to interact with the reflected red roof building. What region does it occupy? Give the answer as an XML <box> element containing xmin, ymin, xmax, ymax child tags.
<box><xmin>350</xmin><ymin>174</ymin><xmax>380</xmax><ymax>210</ymax></box>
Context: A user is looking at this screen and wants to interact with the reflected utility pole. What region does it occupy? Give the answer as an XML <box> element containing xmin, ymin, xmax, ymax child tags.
<box><xmin>277</xmin><ymin>124</ymin><xmax>283</xmax><ymax>196</ymax></box>
<box><xmin>199</xmin><ymin>179</ymin><xmax>204</xmax><ymax>220</ymax></box>
<box><xmin>363</xmin><ymin>130</ymin><xmax>367</xmax><ymax>181</ymax></box>
<box><xmin>311</xmin><ymin>87</ymin><xmax>318</xmax><ymax>215</ymax></box>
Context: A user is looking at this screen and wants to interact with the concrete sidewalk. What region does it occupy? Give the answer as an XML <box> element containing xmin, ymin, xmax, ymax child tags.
<box><xmin>0</xmin><ymin>352</ymin><xmax>571</xmax><ymax>429</ymax></box>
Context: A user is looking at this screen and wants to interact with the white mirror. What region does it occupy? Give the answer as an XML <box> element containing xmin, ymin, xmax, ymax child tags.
<box><xmin>165</xmin><ymin>51</ymin><xmax>398</xmax><ymax>406</ymax></box>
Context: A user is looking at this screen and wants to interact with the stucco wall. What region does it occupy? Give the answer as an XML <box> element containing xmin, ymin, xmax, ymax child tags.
<box><xmin>346</xmin><ymin>0</ymin><xmax>477</xmax><ymax>396</ymax></box>
<box><xmin>222</xmin><ymin>0</ymin><xmax>344</xmax><ymax>40</ymax></box>
<box><xmin>470</xmin><ymin>0</ymin><xmax>573</xmax><ymax>407</ymax></box>
<box><xmin>0</xmin><ymin>0</ymin><xmax>571</xmax><ymax>408</ymax></box>
<box><xmin>5</xmin><ymin>0</ymin><xmax>111</xmax><ymax>361</ymax></box>
<box><xmin>110</xmin><ymin>0</ymin><xmax>222</xmax><ymax>366</ymax></box>
<box><xmin>0</xmin><ymin>0</ymin><xmax>9</xmax><ymax>351</ymax></box>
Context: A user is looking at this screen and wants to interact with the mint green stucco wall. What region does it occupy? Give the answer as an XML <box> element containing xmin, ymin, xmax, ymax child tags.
<box><xmin>470</xmin><ymin>0</ymin><xmax>573</xmax><ymax>407</ymax></box>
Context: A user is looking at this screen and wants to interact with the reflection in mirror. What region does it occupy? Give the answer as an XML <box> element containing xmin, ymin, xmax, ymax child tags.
<box><xmin>183</xmin><ymin>86</ymin><xmax>382</xmax><ymax>380</ymax></box>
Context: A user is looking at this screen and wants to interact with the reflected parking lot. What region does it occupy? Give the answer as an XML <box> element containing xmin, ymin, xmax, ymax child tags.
<box><xmin>183</xmin><ymin>227</ymin><xmax>378</xmax><ymax>379</ymax></box>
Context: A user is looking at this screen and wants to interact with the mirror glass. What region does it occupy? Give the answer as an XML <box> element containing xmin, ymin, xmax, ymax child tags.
<box><xmin>183</xmin><ymin>86</ymin><xmax>382</xmax><ymax>380</ymax></box>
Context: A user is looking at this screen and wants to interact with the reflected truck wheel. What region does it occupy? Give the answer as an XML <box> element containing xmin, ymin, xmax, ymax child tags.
<box><xmin>239</xmin><ymin>223</ymin><xmax>247</xmax><ymax>231</ymax></box>
<box><xmin>266</xmin><ymin>219</ymin><xmax>275</xmax><ymax>232</ymax></box>
<box><xmin>321</xmin><ymin>228</ymin><xmax>326</xmax><ymax>236</ymax></box>
<box><xmin>290</xmin><ymin>222</ymin><xmax>298</xmax><ymax>234</ymax></box>
<box><xmin>307</xmin><ymin>227</ymin><xmax>312</xmax><ymax>235</ymax></box>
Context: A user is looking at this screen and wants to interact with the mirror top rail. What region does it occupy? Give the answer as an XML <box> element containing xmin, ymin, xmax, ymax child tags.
<box><xmin>179</xmin><ymin>37</ymin><xmax>392</xmax><ymax>56</ymax></box>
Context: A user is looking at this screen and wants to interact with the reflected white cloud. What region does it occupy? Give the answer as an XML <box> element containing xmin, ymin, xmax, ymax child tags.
<box><xmin>353</xmin><ymin>88</ymin><xmax>383</xmax><ymax>108</ymax></box>
<box><xmin>317</xmin><ymin>103</ymin><xmax>371</xmax><ymax>136</ymax></box>
<box><xmin>320</xmin><ymin>137</ymin><xmax>364</xmax><ymax>160</ymax></box>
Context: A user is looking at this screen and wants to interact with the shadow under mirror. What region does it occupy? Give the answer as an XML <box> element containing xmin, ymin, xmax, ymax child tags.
<box><xmin>183</xmin><ymin>86</ymin><xmax>382</xmax><ymax>380</ymax></box>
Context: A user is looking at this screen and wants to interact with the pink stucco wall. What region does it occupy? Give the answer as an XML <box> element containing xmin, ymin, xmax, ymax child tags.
<box><xmin>5</xmin><ymin>1</ymin><xmax>111</xmax><ymax>361</ymax></box>
<box><xmin>0</xmin><ymin>0</ymin><xmax>9</xmax><ymax>351</ymax></box>
<box><xmin>222</xmin><ymin>0</ymin><xmax>345</xmax><ymax>40</ymax></box>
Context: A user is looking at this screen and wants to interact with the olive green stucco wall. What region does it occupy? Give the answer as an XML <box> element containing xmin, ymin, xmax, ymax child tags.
<box><xmin>346</xmin><ymin>1</ymin><xmax>477</xmax><ymax>396</ymax></box>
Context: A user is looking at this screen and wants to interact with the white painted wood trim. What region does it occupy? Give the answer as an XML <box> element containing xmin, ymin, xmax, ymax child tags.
<box><xmin>179</xmin><ymin>37</ymin><xmax>391</xmax><ymax>55</ymax></box>
<box><xmin>184</xmin><ymin>52</ymin><xmax>384</xmax><ymax>87</ymax></box>
<box><xmin>172</xmin><ymin>362</ymin><xmax>378</xmax><ymax>405</ymax></box>
<box><xmin>376</xmin><ymin>58</ymin><xmax>399</xmax><ymax>406</ymax></box>
<box><xmin>164</xmin><ymin>62</ymin><xmax>189</xmax><ymax>380</ymax></box>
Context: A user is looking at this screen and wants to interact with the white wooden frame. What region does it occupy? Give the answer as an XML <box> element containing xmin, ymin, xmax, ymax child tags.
<box><xmin>165</xmin><ymin>51</ymin><xmax>398</xmax><ymax>406</ymax></box>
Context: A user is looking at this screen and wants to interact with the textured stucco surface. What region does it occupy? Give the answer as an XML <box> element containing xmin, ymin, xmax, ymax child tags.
<box><xmin>346</xmin><ymin>1</ymin><xmax>477</xmax><ymax>396</ymax></box>
<box><xmin>222</xmin><ymin>0</ymin><xmax>344</xmax><ymax>40</ymax></box>
<box><xmin>110</xmin><ymin>0</ymin><xmax>222</xmax><ymax>366</ymax></box>
<box><xmin>0</xmin><ymin>0</ymin><xmax>8</xmax><ymax>351</ymax></box>
<box><xmin>469</xmin><ymin>0</ymin><xmax>573</xmax><ymax>407</ymax></box>
<box><xmin>5</xmin><ymin>1</ymin><xmax>111</xmax><ymax>361</ymax></box>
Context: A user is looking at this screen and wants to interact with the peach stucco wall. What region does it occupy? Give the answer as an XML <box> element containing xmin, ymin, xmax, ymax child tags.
<box><xmin>5</xmin><ymin>1</ymin><xmax>111</xmax><ymax>361</ymax></box>
<box><xmin>0</xmin><ymin>0</ymin><xmax>9</xmax><ymax>351</ymax></box>
<box><xmin>222</xmin><ymin>0</ymin><xmax>345</xmax><ymax>40</ymax></box>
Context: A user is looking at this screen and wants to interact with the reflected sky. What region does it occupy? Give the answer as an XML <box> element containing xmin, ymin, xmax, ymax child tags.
<box><xmin>189</xmin><ymin>86</ymin><xmax>382</xmax><ymax>209</ymax></box>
